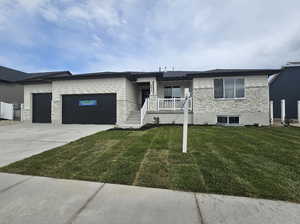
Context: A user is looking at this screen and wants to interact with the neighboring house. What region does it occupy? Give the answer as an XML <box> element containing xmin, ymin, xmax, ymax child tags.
<box><xmin>0</xmin><ymin>66</ymin><xmax>28</xmax><ymax>104</ymax></box>
<box><xmin>0</xmin><ymin>66</ymin><xmax>71</xmax><ymax>104</ymax></box>
<box><xmin>21</xmin><ymin>68</ymin><xmax>279</xmax><ymax>126</ymax></box>
<box><xmin>270</xmin><ymin>63</ymin><xmax>300</xmax><ymax>120</ymax></box>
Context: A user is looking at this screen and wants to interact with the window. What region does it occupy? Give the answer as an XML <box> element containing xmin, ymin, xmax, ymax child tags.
<box><xmin>229</xmin><ymin>116</ymin><xmax>239</xmax><ymax>124</ymax></box>
<box><xmin>79</xmin><ymin>99</ymin><xmax>97</xmax><ymax>106</ymax></box>
<box><xmin>164</xmin><ymin>86</ymin><xmax>181</xmax><ymax>98</ymax></box>
<box><xmin>214</xmin><ymin>78</ymin><xmax>245</xmax><ymax>99</ymax></box>
<box><xmin>224</xmin><ymin>78</ymin><xmax>235</xmax><ymax>98</ymax></box>
<box><xmin>217</xmin><ymin>116</ymin><xmax>239</xmax><ymax>125</ymax></box>
<box><xmin>214</xmin><ymin>79</ymin><xmax>223</xmax><ymax>98</ymax></box>
<box><xmin>235</xmin><ymin>79</ymin><xmax>245</xmax><ymax>98</ymax></box>
<box><xmin>217</xmin><ymin>116</ymin><xmax>228</xmax><ymax>124</ymax></box>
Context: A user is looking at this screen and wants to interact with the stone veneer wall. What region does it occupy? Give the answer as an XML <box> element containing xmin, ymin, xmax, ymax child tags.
<box><xmin>23</xmin><ymin>75</ymin><xmax>270</xmax><ymax>126</ymax></box>
<box><xmin>125</xmin><ymin>79</ymin><xmax>138</xmax><ymax>120</ymax></box>
<box><xmin>23</xmin><ymin>77</ymin><xmax>138</xmax><ymax>125</ymax></box>
<box><xmin>192</xmin><ymin>75</ymin><xmax>270</xmax><ymax>126</ymax></box>
<box><xmin>144</xmin><ymin>112</ymin><xmax>193</xmax><ymax>124</ymax></box>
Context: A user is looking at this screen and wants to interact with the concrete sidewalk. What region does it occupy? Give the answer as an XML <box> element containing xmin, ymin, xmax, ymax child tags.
<box><xmin>0</xmin><ymin>173</ymin><xmax>299</xmax><ymax>224</ymax></box>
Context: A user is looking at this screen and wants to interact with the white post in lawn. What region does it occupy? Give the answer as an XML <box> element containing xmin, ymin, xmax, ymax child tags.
<box><xmin>270</xmin><ymin>101</ymin><xmax>274</xmax><ymax>125</ymax></box>
<box><xmin>281</xmin><ymin>99</ymin><xmax>286</xmax><ymax>124</ymax></box>
<box><xmin>298</xmin><ymin>101</ymin><xmax>300</xmax><ymax>124</ymax></box>
<box><xmin>182</xmin><ymin>88</ymin><xmax>190</xmax><ymax>153</ymax></box>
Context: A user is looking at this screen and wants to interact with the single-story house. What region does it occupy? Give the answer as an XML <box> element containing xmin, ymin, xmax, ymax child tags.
<box><xmin>20</xmin><ymin>68</ymin><xmax>280</xmax><ymax>127</ymax></box>
<box><xmin>270</xmin><ymin>63</ymin><xmax>300</xmax><ymax>120</ymax></box>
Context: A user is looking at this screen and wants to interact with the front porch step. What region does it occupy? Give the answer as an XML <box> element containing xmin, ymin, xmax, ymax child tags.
<box><xmin>125</xmin><ymin>111</ymin><xmax>141</xmax><ymax>125</ymax></box>
<box><xmin>116</xmin><ymin>124</ymin><xmax>142</xmax><ymax>129</ymax></box>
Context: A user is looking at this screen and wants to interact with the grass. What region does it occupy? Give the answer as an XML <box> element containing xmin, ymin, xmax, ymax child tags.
<box><xmin>1</xmin><ymin>125</ymin><xmax>300</xmax><ymax>202</ymax></box>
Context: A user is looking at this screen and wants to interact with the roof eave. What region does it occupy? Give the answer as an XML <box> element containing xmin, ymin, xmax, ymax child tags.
<box><xmin>187</xmin><ymin>70</ymin><xmax>281</xmax><ymax>78</ymax></box>
<box><xmin>157</xmin><ymin>76</ymin><xmax>192</xmax><ymax>81</ymax></box>
<box><xmin>0</xmin><ymin>79</ymin><xmax>13</xmax><ymax>83</ymax></box>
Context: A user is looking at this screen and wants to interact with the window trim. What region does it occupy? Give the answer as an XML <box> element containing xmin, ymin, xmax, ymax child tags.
<box><xmin>214</xmin><ymin>77</ymin><xmax>245</xmax><ymax>99</ymax></box>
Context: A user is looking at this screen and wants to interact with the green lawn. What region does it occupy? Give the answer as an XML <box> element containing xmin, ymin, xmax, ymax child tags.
<box><xmin>1</xmin><ymin>126</ymin><xmax>300</xmax><ymax>202</ymax></box>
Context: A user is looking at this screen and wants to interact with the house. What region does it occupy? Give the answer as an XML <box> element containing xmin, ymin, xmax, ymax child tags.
<box><xmin>20</xmin><ymin>68</ymin><xmax>280</xmax><ymax>126</ymax></box>
<box><xmin>0</xmin><ymin>66</ymin><xmax>28</xmax><ymax>104</ymax></box>
<box><xmin>0</xmin><ymin>66</ymin><xmax>71</xmax><ymax>104</ymax></box>
<box><xmin>270</xmin><ymin>63</ymin><xmax>300</xmax><ymax>121</ymax></box>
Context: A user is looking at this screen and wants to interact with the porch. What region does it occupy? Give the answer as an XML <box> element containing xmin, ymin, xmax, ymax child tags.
<box><xmin>122</xmin><ymin>78</ymin><xmax>193</xmax><ymax>128</ymax></box>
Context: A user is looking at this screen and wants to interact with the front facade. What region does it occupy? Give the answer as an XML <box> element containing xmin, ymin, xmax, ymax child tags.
<box><xmin>21</xmin><ymin>69</ymin><xmax>279</xmax><ymax>127</ymax></box>
<box><xmin>192</xmin><ymin>75</ymin><xmax>270</xmax><ymax>125</ymax></box>
<box><xmin>23</xmin><ymin>77</ymin><xmax>136</xmax><ymax>124</ymax></box>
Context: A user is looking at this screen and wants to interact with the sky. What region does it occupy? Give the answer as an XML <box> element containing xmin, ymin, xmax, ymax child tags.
<box><xmin>0</xmin><ymin>0</ymin><xmax>300</xmax><ymax>74</ymax></box>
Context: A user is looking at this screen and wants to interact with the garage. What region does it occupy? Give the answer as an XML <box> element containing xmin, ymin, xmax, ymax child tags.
<box><xmin>32</xmin><ymin>93</ymin><xmax>52</xmax><ymax>123</ymax></box>
<box><xmin>62</xmin><ymin>94</ymin><xmax>116</xmax><ymax>124</ymax></box>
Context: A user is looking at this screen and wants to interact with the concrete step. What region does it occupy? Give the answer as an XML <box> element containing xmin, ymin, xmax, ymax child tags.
<box><xmin>127</xmin><ymin>117</ymin><xmax>140</xmax><ymax>120</ymax></box>
<box><xmin>126</xmin><ymin>111</ymin><xmax>141</xmax><ymax>125</ymax></box>
<box><xmin>127</xmin><ymin>115</ymin><xmax>140</xmax><ymax>119</ymax></box>
<box><xmin>128</xmin><ymin>120</ymin><xmax>140</xmax><ymax>122</ymax></box>
<box><xmin>126</xmin><ymin>120</ymin><xmax>140</xmax><ymax>123</ymax></box>
<box><xmin>127</xmin><ymin>115</ymin><xmax>141</xmax><ymax>119</ymax></box>
<box><xmin>116</xmin><ymin>123</ymin><xmax>142</xmax><ymax>129</ymax></box>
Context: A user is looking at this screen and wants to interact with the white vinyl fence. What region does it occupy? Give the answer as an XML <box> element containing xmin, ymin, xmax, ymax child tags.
<box><xmin>0</xmin><ymin>102</ymin><xmax>14</xmax><ymax>120</ymax></box>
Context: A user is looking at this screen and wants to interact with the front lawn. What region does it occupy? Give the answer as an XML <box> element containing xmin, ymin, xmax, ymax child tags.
<box><xmin>1</xmin><ymin>126</ymin><xmax>300</xmax><ymax>202</ymax></box>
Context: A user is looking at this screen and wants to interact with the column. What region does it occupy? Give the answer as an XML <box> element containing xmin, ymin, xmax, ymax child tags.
<box><xmin>281</xmin><ymin>99</ymin><xmax>285</xmax><ymax>124</ymax></box>
<box><xmin>270</xmin><ymin>101</ymin><xmax>273</xmax><ymax>125</ymax></box>
<box><xmin>298</xmin><ymin>101</ymin><xmax>300</xmax><ymax>124</ymax></box>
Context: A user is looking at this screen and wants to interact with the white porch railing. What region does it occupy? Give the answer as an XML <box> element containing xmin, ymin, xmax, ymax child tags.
<box><xmin>157</xmin><ymin>98</ymin><xmax>192</xmax><ymax>111</ymax></box>
<box><xmin>140</xmin><ymin>98</ymin><xmax>149</xmax><ymax>126</ymax></box>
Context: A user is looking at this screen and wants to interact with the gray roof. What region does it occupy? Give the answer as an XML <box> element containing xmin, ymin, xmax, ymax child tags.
<box><xmin>23</xmin><ymin>71</ymin><xmax>72</xmax><ymax>81</ymax></box>
<box><xmin>162</xmin><ymin>71</ymin><xmax>199</xmax><ymax>78</ymax></box>
<box><xmin>0</xmin><ymin>66</ymin><xmax>71</xmax><ymax>82</ymax></box>
<box><xmin>187</xmin><ymin>69</ymin><xmax>281</xmax><ymax>77</ymax></box>
<box><xmin>0</xmin><ymin>66</ymin><xmax>28</xmax><ymax>82</ymax></box>
<box><xmin>15</xmin><ymin>67</ymin><xmax>281</xmax><ymax>84</ymax></box>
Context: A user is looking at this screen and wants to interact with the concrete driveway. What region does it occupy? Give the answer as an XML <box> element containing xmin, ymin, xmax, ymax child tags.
<box><xmin>0</xmin><ymin>123</ymin><xmax>113</xmax><ymax>166</ymax></box>
<box><xmin>0</xmin><ymin>173</ymin><xmax>299</xmax><ymax>224</ymax></box>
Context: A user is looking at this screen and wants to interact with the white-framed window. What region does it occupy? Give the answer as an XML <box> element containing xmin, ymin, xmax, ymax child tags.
<box><xmin>217</xmin><ymin>116</ymin><xmax>240</xmax><ymax>125</ymax></box>
<box><xmin>214</xmin><ymin>78</ymin><xmax>245</xmax><ymax>99</ymax></box>
<box><xmin>164</xmin><ymin>86</ymin><xmax>181</xmax><ymax>98</ymax></box>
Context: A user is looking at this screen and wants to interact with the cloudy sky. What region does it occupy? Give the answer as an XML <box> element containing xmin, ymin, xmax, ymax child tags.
<box><xmin>0</xmin><ymin>0</ymin><xmax>299</xmax><ymax>74</ymax></box>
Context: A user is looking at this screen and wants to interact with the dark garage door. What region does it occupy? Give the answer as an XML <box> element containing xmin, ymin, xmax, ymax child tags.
<box><xmin>62</xmin><ymin>94</ymin><xmax>116</xmax><ymax>124</ymax></box>
<box><xmin>32</xmin><ymin>93</ymin><xmax>52</xmax><ymax>123</ymax></box>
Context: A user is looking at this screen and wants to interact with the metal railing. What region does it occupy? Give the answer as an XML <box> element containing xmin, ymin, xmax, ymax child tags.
<box><xmin>157</xmin><ymin>98</ymin><xmax>192</xmax><ymax>111</ymax></box>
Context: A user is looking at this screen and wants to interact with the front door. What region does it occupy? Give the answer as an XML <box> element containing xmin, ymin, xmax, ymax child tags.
<box><xmin>141</xmin><ymin>89</ymin><xmax>150</xmax><ymax>107</ymax></box>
